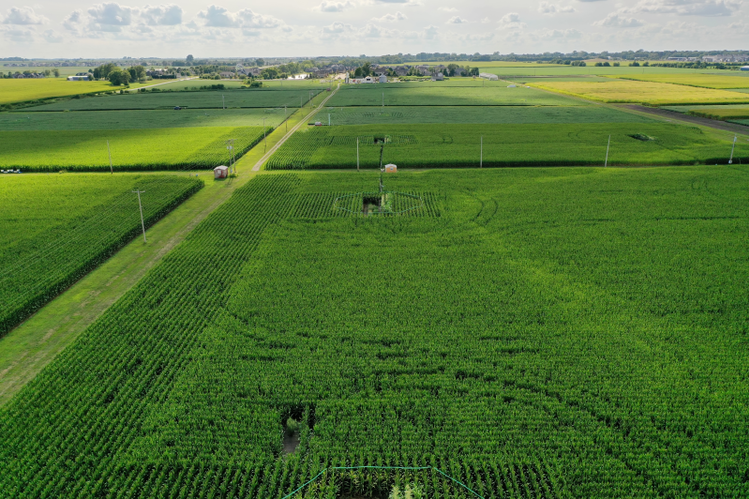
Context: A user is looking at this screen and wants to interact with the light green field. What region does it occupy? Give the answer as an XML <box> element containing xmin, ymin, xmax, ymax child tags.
<box><xmin>1</xmin><ymin>65</ymin><xmax>92</xmax><ymax>77</ymax></box>
<box><xmin>152</xmin><ymin>79</ymin><xmax>330</xmax><ymax>91</ymax></box>
<box><xmin>530</xmin><ymin>80</ymin><xmax>749</xmax><ymax>105</ymax></box>
<box><xmin>328</xmin><ymin>83</ymin><xmax>581</xmax><ymax>106</ymax></box>
<box><xmin>319</xmin><ymin>105</ymin><xmax>654</xmax><ymax>125</ymax></box>
<box><xmin>0</xmin><ymin>108</ymin><xmax>287</xmax><ymax>131</ymax></box>
<box><xmin>0</xmin><ymin>126</ymin><xmax>267</xmax><ymax>171</ymax></box>
<box><xmin>266</xmin><ymin>123</ymin><xmax>744</xmax><ymax>169</ymax></box>
<box><xmin>0</xmin><ymin>78</ymin><xmax>121</xmax><ymax>105</ymax></box>
<box><xmin>612</xmin><ymin>73</ymin><xmax>749</xmax><ymax>89</ymax></box>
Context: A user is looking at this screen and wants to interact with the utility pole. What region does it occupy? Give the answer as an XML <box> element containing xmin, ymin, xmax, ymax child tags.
<box><xmin>382</xmin><ymin>92</ymin><xmax>384</xmax><ymax>109</ymax></box>
<box><xmin>226</xmin><ymin>139</ymin><xmax>235</xmax><ymax>173</ymax></box>
<box><xmin>222</xmin><ymin>94</ymin><xmax>225</xmax><ymax>110</ymax></box>
<box><xmin>132</xmin><ymin>190</ymin><xmax>146</xmax><ymax>242</ymax></box>
<box><xmin>300</xmin><ymin>95</ymin><xmax>303</xmax><ymax>109</ymax></box>
<box><xmin>728</xmin><ymin>135</ymin><xmax>737</xmax><ymax>164</ymax></box>
<box><xmin>107</xmin><ymin>140</ymin><xmax>113</xmax><ymax>174</ymax></box>
<box><xmin>263</xmin><ymin>117</ymin><xmax>267</xmax><ymax>152</ymax></box>
<box><xmin>480</xmin><ymin>136</ymin><xmax>483</xmax><ymax>168</ymax></box>
<box><xmin>328</xmin><ymin>113</ymin><xmax>331</xmax><ymax>126</ymax></box>
<box><xmin>604</xmin><ymin>135</ymin><xmax>611</xmax><ymax>167</ymax></box>
<box><xmin>356</xmin><ymin>137</ymin><xmax>360</xmax><ymax>172</ymax></box>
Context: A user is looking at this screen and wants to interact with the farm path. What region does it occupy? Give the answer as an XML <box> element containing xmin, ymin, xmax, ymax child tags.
<box><xmin>620</xmin><ymin>104</ymin><xmax>749</xmax><ymax>136</ymax></box>
<box><xmin>250</xmin><ymin>84</ymin><xmax>340</xmax><ymax>171</ymax></box>
<box><xmin>0</xmin><ymin>170</ymin><xmax>253</xmax><ymax>406</ymax></box>
<box><xmin>125</xmin><ymin>76</ymin><xmax>198</xmax><ymax>92</ymax></box>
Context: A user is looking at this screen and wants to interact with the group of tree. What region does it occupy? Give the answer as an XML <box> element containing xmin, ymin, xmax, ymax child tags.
<box><xmin>91</xmin><ymin>63</ymin><xmax>146</xmax><ymax>86</ymax></box>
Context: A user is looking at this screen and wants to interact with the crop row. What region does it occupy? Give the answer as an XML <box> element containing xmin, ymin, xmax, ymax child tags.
<box><xmin>0</xmin><ymin>175</ymin><xmax>203</xmax><ymax>336</ymax></box>
<box><xmin>1</xmin><ymin>169</ymin><xmax>747</xmax><ymax>498</ymax></box>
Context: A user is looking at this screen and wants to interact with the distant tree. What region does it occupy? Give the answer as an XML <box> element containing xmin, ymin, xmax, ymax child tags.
<box><xmin>629</xmin><ymin>61</ymin><xmax>640</xmax><ymax>67</ymax></box>
<box><xmin>613</xmin><ymin>62</ymin><xmax>620</xmax><ymax>67</ymax></box>
<box><xmin>353</xmin><ymin>67</ymin><xmax>363</xmax><ymax>77</ymax></box>
<box><xmin>127</xmin><ymin>65</ymin><xmax>146</xmax><ymax>82</ymax></box>
<box><xmin>52</xmin><ymin>68</ymin><xmax>60</xmax><ymax>77</ymax></box>
<box><xmin>108</xmin><ymin>69</ymin><xmax>130</xmax><ymax>86</ymax></box>
<box><xmin>256</xmin><ymin>58</ymin><xmax>265</xmax><ymax>67</ymax></box>
<box><xmin>260</xmin><ymin>67</ymin><xmax>279</xmax><ymax>79</ymax></box>
<box><xmin>93</xmin><ymin>63</ymin><xmax>117</xmax><ymax>80</ymax></box>
<box><xmin>603</xmin><ymin>62</ymin><xmax>611</xmax><ymax>67</ymax></box>
<box><xmin>186</xmin><ymin>54</ymin><xmax>194</xmax><ymax>65</ymax></box>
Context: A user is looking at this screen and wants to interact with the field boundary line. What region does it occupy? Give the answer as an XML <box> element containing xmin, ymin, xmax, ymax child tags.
<box><xmin>251</xmin><ymin>85</ymin><xmax>341</xmax><ymax>171</ymax></box>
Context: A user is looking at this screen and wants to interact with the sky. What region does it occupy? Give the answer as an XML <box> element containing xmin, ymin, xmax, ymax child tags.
<box><xmin>0</xmin><ymin>1</ymin><xmax>745</xmax><ymax>59</ymax></box>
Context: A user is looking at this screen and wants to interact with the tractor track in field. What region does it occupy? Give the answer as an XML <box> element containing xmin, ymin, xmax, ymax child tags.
<box><xmin>251</xmin><ymin>85</ymin><xmax>341</xmax><ymax>171</ymax></box>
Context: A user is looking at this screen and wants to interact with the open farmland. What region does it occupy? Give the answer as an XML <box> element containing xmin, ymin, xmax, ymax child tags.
<box><xmin>0</xmin><ymin>173</ymin><xmax>202</xmax><ymax>336</ymax></box>
<box><xmin>528</xmin><ymin>80</ymin><xmax>749</xmax><ymax>105</ymax></box>
<box><xmin>0</xmin><ymin>108</ymin><xmax>287</xmax><ymax>131</ymax></box>
<box><xmin>1</xmin><ymin>168</ymin><xmax>747</xmax><ymax>498</ymax></box>
<box><xmin>0</xmin><ymin>79</ymin><xmax>121</xmax><ymax>105</ymax></box>
<box><xmin>327</xmin><ymin>83</ymin><xmax>579</xmax><ymax>106</ymax></box>
<box><xmin>611</xmin><ymin>73</ymin><xmax>749</xmax><ymax>89</ymax></box>
<box><xmin>0</xmin><ymin>126</ymin><xmax>269</xmax><ymax>171</ymax></box>
<box><xmin>265</xmin><ymin>123</ymin><xmax>744</xmax><ymax>169</ymax></box>
<box><xmin>318</xmin><ymin>105</ymin><xmax>655</xmax><ymax>125</ymax></box>
<box><xmin>28</xmin><ymin>88</ymin><xmax>325</xmax><ymax>111</ymax></box>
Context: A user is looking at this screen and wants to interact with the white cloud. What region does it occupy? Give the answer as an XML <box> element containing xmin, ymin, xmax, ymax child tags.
<box><xmin>628</xmin><ymin>0</ymin><xmax>739</xmax><ymax>16</ymax></box>
<box><xmin>481</xmin><ymin>17</ymin><xmax>491</xmax><ymax>23</ymax></box>
<box><xmin>361</xmin><ymin>23</ymin><xmax>382</xmax><ymax>36</ymax></box>
<box><xmin>539</xmin><ymin>2</ymin><xmax>575</xmax><ymax>14</ymax></box>
<box><xmin>141</xmin><ymin>5</ymin><xmax>182</xmax><ymax>26</ymax></box>
<box><xmin>197</xmin><ymin>5</ymin><xmax>239</xmax><ymax>27</ymax></box>
<box><xmin>88</xmin><ymin>3</ymin><xmax>134</xmax><ymax>26</ymax></box>
<box><xmin>197</xmin><ymin>6</ymin><xmax>282</xmax><ymax>29</ymax></box>
<box><xmin>63</xmin><ymin>10</ymin><xmax>82</xmax><ymax>30</ymax></box>
<box><xmin>447</xmin><ymin>16</ymin><xmax>469</xmax><ymax>24</ymax></box>
<box><xmin>498</xmin><ymin>12</ymin><xmax>526</xmax><ymax>29</ymax></box>
<box><xmin>540</xmin><ymin>27</ymin><xmax>582</xmax><ymax>38</ymax></box>
<box><xmin>424</xmin><ymin>25</ymin><xmax>438</xmax><ymax>39</ymax></box>
<box><xmin>372</xmin><ymin>11</ymin><xmax>407</xmax><ymax>21</ymax></box>
<box><xmin>238</xmin><ymin>9</ymin><xmax>282</xmax><ymax>29</ymax></box>
<box><xmin>2</xmin><ymin>7</ymin><xmax>47</xmax><ymax>25</ymax></box>
<box><xmin>43</xmin><ymin>30</ymin><xmax>63</xmax><ymax>42</ymax></box>
<box><xmin>3</xmin><ymin>28</ymin><xmax>33</xmax><ymax>42</ymax></box>
<box><xmin>438</xmin><ymin>6</ymin><xmax>458</xmax><ymax>12</ymax></box>
<box><xmin>594</xmin><ymin>12</ymin><xmax>644</xmax><ymax>26</ymax></box>
<box><xmin>322</xmin><ymin>21</ymin><xmax>353</xmax><ymax>33</ymax></box>
<box><xmin>316</xmin><ymin>1</ymin><xmax>354</xmax><ymax>12</ymax></box>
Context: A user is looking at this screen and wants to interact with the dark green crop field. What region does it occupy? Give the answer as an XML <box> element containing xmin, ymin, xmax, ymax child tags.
<box><xmin>326</xmin><ymin>84</ymin><xmax>580</xmax><ymax>107</ymax></box>
<box><xmin>26</xmin><ymin>88</ymin><xmax>323</xmax><ymax>112</ymax></box>
<box><xmin>0</xmin><ymin>108</ymin><xmax>288</xmax><ymax>131</ymax></box>
<box><xmin>0</xmin><ymin>173</ymin><xmax>202</xmax><ymax>336</ymax></box>
<box><xmin>1</xmin><ymin>168</ymin><xmax>746</xmax><ymax>498</ymax></box>
<box><xmin>266</xmin><ymin>123</ymin><xmax>745</xmax><ymax>169</ymax></box>
<box><xmin>318</xmin><ymin>105</ymin><xmax>655</xmax><ymax>125</ymax></box>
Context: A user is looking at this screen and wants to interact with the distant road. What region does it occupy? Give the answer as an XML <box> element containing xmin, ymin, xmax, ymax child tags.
<box><xmin>620</xmin><ymin>104</ymin><xmax>749</xmax><ymax>136</ymax></box>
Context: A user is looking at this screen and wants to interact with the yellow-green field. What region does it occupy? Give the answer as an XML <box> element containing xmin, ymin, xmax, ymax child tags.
<box><xmin>611</xmin><ymin>73</ymin><xmax>749</xmax><ymax>89</ymax></box>
<box><xmin>529</xmin><ymin>79</ymin><xmax>749</xmax><ymax>106</ymax></box>
<box><xmin>687</xmin><ymin>107</ymin><xmax>749</xmax><ymax>120</ymax></box>
<box><xmin>0</xmin><ymin>79</ymin><xmax>122</xmax><ymax>105</ymax></box>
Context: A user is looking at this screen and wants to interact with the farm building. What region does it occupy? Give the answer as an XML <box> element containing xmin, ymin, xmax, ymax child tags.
<box><xmin>384</xmin><ymin>164</ymin><xmax>397</xmax><ymax>173</ymax></box>
<box><xmin>379</xmin><ymin>75</ymin><xmax>387</xmax><ymax>83</ymax></box>
<box><xmin>67</xmin><ymin>75</ymin><xmax>90</xmax><ymax>81</ymax></box>
<box><xmin>742</xmin><ymin>66</ymin><xmax>749</xmax><ymax>71</ymax></box>
<box><xmin>214</xmin><ymin>165</ymin><xmax>229</xmax><ymax>179</ymax></box>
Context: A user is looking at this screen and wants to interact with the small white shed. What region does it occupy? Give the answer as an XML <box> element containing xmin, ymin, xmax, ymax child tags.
<box><xmin>384</xmin><ymin>164</ymin><xmax>397</xmax><ymax>173</ymax></box>
<box><xmin>214</xmin><ymin>165</ymin><xmax>229</xmax><ymax>179</ymax></box>
<box><xmin>379</xmin><ymin>74</ymin><xmax>387</xmax><ymax>83</ymax></box>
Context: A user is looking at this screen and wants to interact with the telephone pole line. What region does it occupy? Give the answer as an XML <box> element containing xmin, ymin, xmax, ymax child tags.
<box><xmin>132</xmin><ymin>190</ymin><xmax>147</xmax><ymax>242</ymax></box>
<box><xmin>107</xmin><ymin>140</ymin><xmax>113</xmax><ymax>174</ymax></box>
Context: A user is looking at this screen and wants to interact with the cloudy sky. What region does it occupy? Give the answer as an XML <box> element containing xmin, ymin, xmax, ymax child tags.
<box><xmin>1</xmin><ymin>1</ymin><xmax>745</xmax><ymax>58</ymax></box>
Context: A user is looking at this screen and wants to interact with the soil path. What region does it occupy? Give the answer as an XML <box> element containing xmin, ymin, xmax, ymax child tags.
<box><xmin>251</xmin><ymin>84</ymin><xmax>340</xmax><ymax>171</ymax></box>
<box><xmin>618</xmin><ymin>104</ymin><xmax>749</xmax><ymax>136</ymax></box>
